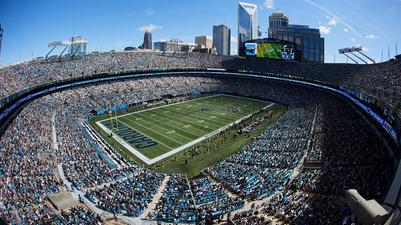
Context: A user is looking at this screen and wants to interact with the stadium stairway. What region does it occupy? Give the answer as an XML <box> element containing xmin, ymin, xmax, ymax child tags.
<box><xmin>141</xmin><ymin>175</ymin><xmax>170</xmax><ymax>219</ymax></box>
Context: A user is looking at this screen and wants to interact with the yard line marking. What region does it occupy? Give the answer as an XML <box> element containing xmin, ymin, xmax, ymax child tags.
<box><xmin>172</xmin><ymin>107</ymin><xmax>227</xmax><ymax>126</ymax></box>
<box><xmin>176</xmin><ymin>109</ymin><xmax>228</xmax><ymax>125</ymax></box>
<box><xmin>116</xmin><ymin>120</ymin><xmax>174</xmax><ymax>150</ymax></box>
<box><xmin>127</xmin><ymin>113</ymin><xmax>200</xmax><ymax>141</ymax></box>
<box><xmin>136</xmin><ymin>112</ymin><xmax>203</xmax><ymax>138</ymax></box>
<box><xmin>98</xmin><ymin>94</ymin><xmax>219</xmax><ymax>123</ymax></box>
<box><xmin>96</xmin><ymin>102</ymin><xmax>275</xmax><ymax>165</ymax></box>
<box><xmin>148</xmin><ymin>103</ymin><xmax>276</xmax><ymax>164</ymax></box>
<box><xmin>122</xmin><ymin>117</ymin><xmax>186</xmax><ymax>146</ymax></box>
<box><xmin>95</xmin><ymin>120</ymin><xmax>173</xmax><ymax>165</ymax></box>
<box><xmin>149</xmin><ymin>107</ymin><xmax>220</xmax><ymax>132</ymax></box>
<box><xmin>125</xmin><ymin>115</ymin><xmax>191</xmax><ymax>143</ymax></box>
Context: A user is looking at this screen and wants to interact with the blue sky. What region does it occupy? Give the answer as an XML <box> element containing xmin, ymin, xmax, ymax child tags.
<box><xmin>0</xmin><ymin>0</ymin><xmax>400</xmax><ymax>65</ymax></box>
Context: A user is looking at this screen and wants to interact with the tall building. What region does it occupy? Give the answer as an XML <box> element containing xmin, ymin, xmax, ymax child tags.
<box><xmin>154</xmin><ymin>39</ymin><xmax>196</xmax><ymax>52</ymax></box>
<box><xmin>268</xmin><ymin>11</ymin><xmax>324</xmax><ymax>63</ymax></box>
<box><xmin>238</xmin><ymin>2</ymin><xmax>259</xmax><ymax>54</ymax></box>
<box><xmin>213</xmin><ymin>25</ymin><xmax>231</xmax><ymax>55</ymax></box>
<box><xmin>195</xmin><ymin>36</ymin><xmax>212</xmax><ymax>49</ymax></box>
<box><xmin>68</xmin><ymin>36</ymin><xmax>87</xmax><ymax>55</ymax></box>
<box><xmin>269</xmin><ymin>11</ymin><xmax>289</xmax><ymax>30</ymax></box>
<box><xmin>141</xmin><ymin>31</ymin><xmax>152</xmax><ymax>49</ymax></box>
<box><xmin>0</xmin><ymin>24</ymin><xmax>3</xmax><ymax>58</ymax></box>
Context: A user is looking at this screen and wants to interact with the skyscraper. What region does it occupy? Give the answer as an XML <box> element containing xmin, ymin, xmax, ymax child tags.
<box><xmin>268</xmin><ymin>11</ymin><xmax>324</xmax><ymax>63</ymax></box>
<box><xmin>238</xmin><ymin>2</ymin><xmax>259</xmax><ymax>54</ymax></box>
<box><xmin>142</xmin><ymin>31</ymin><xmax>152</xmax><ymax>49</ymax></box>
<box><xmin>0</xmin><ymin>24</ymin><xmax>3</xmax><ymax>58</ymax></box>
<box><xmin>195</xmin><ymin>36</ymin><xmax>212</xmax><ymax>49</ymax></box>
<box><xmin>268</xmin><ymin>11</ymin><xmax>289</xmax><ymax>31</ymax></box>
<box><xmin>213</xmin><ymin>25</ymin><xmax>231</xmax><ymax>55</ymax></box>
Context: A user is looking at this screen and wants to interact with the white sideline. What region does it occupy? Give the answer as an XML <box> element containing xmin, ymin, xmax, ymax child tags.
<box><xmin>98</xmin><ymin>94</ymin><xmax>218</xmax><ymax>123</ymax></box>
<box><xmin>96</xmin><ymin>94</ymin><xmax>274</xmax><ymax>165</ymax></box>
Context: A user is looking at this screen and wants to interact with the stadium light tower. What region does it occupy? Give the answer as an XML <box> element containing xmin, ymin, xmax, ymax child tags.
<box><xmin>47</xmin><ymin>36</ymin><xmax>88</xmax><ymax>61</ymax></box>
<box><xmin>339</xmin><ymin>46</ymin><xmax>375</xmax><ymax>64</ymax></box>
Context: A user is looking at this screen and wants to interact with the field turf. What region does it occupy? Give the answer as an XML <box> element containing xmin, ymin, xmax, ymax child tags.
<box><xmin>95</xmin><ymin>94</ymin><xmax>272</xmax><ymax>162</ymax></box>
<box><xmin>156</xmin><ymin>103</ymin><xmax>286</xmax><ymax>178</ymax></box>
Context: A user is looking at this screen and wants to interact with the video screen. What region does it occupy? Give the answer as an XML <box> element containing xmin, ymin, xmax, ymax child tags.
<box><xmin>245</xmin><ymin>43</ymin><xmax>257</xmax><ymax>56</ymax></box>
<box><xmin>256</xmin><ymin>43</ymin><xmax>282</xmax><ymax>59</ymax></box>
<box><xmin>245</xmin><ymin>42</ymin><xmax>295</xmax><ymax>60</ymax></box>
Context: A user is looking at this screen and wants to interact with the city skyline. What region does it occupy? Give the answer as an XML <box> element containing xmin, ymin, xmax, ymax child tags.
<box><xmin>0</xmin><ymin>0</ymin><xmax>400</xmax><ymax>65</ymax></box>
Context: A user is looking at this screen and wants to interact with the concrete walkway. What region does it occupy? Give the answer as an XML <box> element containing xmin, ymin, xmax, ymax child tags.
<box><xmin>141</xmin><ymin>175</ymin><xmax>170</xmax><ymax>219</ymax></box>
<box><xmin>51</xmin><ymin>110</ymin><xmax>73</xmax><ymax>190</ymax></box>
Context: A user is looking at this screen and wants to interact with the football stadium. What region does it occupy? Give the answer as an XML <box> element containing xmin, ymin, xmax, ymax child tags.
<box><xmin>1</xmin><ymin>1</ymin><xmax>401</xmax><ymax>225</ymax></box>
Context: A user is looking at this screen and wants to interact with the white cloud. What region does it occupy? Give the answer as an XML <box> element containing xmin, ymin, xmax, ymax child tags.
<box><xmin>365</xmin><ymin>34</ymin><xmax>376</xmax><ymax>39</ymax></box>
<box><xmin>145</xmin><ymin>8</ymin><xmax>155</xmax><ymax>16</ymax></box>
<box><xmin>343</xmin><ymin>28</ymin><xmax>349</xmax><ymax>32</ymax></box>
<box><xmin>305</xmin><ymin>0</ymin><xmax>363</xmax><ymax>38</ymax></box>
<box><xmin>264</xmin><ymin>0</ymin><xmax>274</xmax><ymax>9</ymax></box>
<box><xmin>138</xmin><ymin>24</ymin><xmax>161</xmax><ymax>33</ymax></box>
<box><xmin>328</xmin><ymin>17</ymin><xmax>337</xmax><ymax>26</ymax></box>
<box><xmin>319</xmin><ymin>25</ymin><xmax>332</xmax><ymax>35</ymax></box>
<box><xmin>362</xmin><ymin>47</ymin><xmax>370</xmax><ymax>52</ymax></box>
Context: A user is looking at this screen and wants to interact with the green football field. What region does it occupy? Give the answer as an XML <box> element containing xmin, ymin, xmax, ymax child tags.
<box><xmin>257</xmin><ymin>43</ymin><xmax>282</xmax><ymax>59</ymax></box>
<box><xmin>95</xmin><ymin>94</ymin><xmax>273</xmax><ymax>164</ymax></box>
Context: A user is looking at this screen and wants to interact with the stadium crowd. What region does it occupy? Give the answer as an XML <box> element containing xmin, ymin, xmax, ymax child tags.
<box><xmin>0</xmin><ymin>100</ymin><xmax>64</xmax><ymax>223</ymax></box>
<box><xmin>0</xmin><ymin>73</ymin><xmax>395</xmax><ymax>224</ymax></box>
<box><xmin>230</xmin><ymin>94</ymin><xmax>393</xmax><ymax>225</ymax></box>
<box><xmin>190</xmin><ymin>176</ymin><xmax>244</xmax><ymax>220</ymax></box>
<box><xmin>1</xmin><ymin>51</ymin><xmax>400</xmax><ymax>111</ymax></box>
<box><xmin>85</xmin><ymin>170</ymin><xmax>164</xmax><ymax>217</ymax></box>
<box><xmin>147</xmin><ymin>174</ymin><xmax>197</xmax><ymax>223</ymax></box>
<box><xmin>59</xmin><ymin>206</ymin><xmax>103</xmax><ymax>224</ymax></box>
<box><xmin>205</xmin><ymin>108</ymin><xmax>312</xmax><ymax>200</ymax></box>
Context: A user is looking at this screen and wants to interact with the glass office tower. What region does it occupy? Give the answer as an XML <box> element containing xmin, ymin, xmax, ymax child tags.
<box><xmin>238</xmin><ymin>2</ymin><xmax>259</xmax><ymax>55</ymax></box>
<box><xmin>268</xmin><ymin>11</ymin><xmax>324</xmax><ymax>63</ymax></box>
<box><xmin>142</xmin><ymin>31</ymin><xmax>153</xmax><ymax>49</ymax></box>
<box><xmin>213</xmin><ymin>25</ymin><xmax>231</xmax><ymax>55</ymax></box>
